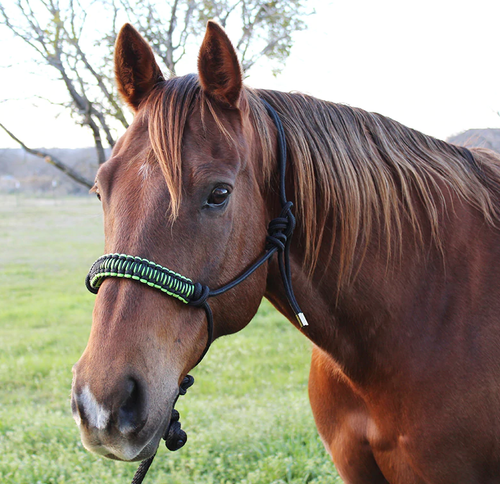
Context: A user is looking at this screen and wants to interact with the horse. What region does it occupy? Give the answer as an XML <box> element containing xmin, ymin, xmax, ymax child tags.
<box><xmin>71</xmin><ymin>21</ymin><xmax>500</xmax><ymax>483</ymax></box>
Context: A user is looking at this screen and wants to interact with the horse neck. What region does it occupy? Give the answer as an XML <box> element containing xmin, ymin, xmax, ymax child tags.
<box><xmin>264</xmin><ymin>171</ymin><xmax>481</xmax><ymax>385</ymax></box>
<box><xmin>257</xmin><ymin>95</ymin><xmax>500</xmax><ymax>385</ymax></box>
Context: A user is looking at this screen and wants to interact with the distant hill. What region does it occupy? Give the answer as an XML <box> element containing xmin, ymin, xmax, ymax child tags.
<box><xmin>2</xmin><ymin>129</ymin><xmax>500</xmax><ymax>195</ymax></box>
<box><xmin>447</xmin><ymin>129</ymin><xmax>500</xmax><ymax>154</ymax></box>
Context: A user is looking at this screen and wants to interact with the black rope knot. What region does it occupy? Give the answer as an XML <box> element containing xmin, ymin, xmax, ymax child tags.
<box><xmin>188</xmin><ymin>282</ymin><xmax>210</xmax><ymax>307</ymax></box>
<box><xmin>163</xmin><ymin>375</ymin><xmax>195</xmax><ymax>451</ymax></box>
<box><xmin>266</xmin><ymin>201</ymin><xmax>296</xmax><ymax>252</ymax></box>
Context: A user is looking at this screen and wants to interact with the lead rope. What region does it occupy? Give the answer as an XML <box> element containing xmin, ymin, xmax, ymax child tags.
<box><xmin>131</xmin><ymin>455</ymin><xmax>155</xmax><ymax>484</ymax></box>
<box><xmin>86</xmin><ymin>100</ymin><xmax>307</xmax><ymax>484</ymax></box>
<box><xmin>130</xmin><ymin>375</ymin><xmax>195</xmax><ymax>484</ymax></box>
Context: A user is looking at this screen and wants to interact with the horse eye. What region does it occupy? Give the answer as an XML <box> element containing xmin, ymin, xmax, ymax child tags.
<box><xmin>207</xmin><ymin>186</ymin><xmax>230</xmax><ymax>207</ymax></box>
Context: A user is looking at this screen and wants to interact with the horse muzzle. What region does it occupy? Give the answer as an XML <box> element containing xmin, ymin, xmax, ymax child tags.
<box><xmin>71</xmin><ymin>368</ymin><xmax>179</xmax><ymax>461</ymax></box>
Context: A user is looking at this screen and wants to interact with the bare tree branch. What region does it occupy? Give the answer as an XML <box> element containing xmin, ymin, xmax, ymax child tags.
<box><xmin>0</xmin><ymin>0</ymin><xmax>310</xmax><ymax>189</ymax></box>
<box><xmin>0</xmin><ymin>122</ymin><xmax>93</xmax><ymax>188</ymax></box>
<box><xmin>242</xmin><ymin>33</ymin><xmax>289</xmax><ymax>72</ymax></box>
<box><xmin>64</xmin><ymin>26</ymin><xmax>128</xmax><ymax>129</ymax></box>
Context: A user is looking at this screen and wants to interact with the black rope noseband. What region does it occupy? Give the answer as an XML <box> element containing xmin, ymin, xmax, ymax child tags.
<box><xmin>85</xmin><ymin>100</ymin><xmax>308</xmax><ymax>483</ymax></box>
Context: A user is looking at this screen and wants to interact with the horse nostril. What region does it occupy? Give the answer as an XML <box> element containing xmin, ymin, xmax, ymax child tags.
<box><xmin>118</xmin><ymin>378</ymin><xmax>144</xmax><ymax>434</ymax></box>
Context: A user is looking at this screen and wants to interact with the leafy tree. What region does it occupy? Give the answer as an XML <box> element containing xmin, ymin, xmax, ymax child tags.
<box><xmin>0</xmin><ymin>0</ymin><xmax>309</xmax><ymax>188</ymax></box>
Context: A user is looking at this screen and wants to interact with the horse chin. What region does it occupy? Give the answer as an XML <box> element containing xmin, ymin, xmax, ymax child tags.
<box><xmin>103</xmin><ymin>437</ymin><xmax>160</xmax><ymax>462</ymax></box>
<box><xmin>81</xmin><ymin>415</ymin><xmax>169</xmax><ymax>462</ymax></box>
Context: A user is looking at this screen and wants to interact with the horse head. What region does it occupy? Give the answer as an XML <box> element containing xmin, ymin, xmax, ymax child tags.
<box><xmin>71</xmin><ymin>22</ymin><xmax>276</xmax><ymax>462</ymax></box>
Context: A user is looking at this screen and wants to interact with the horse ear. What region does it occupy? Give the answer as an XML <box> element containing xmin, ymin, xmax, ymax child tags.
<box><xmin>114</xmin><ymin>24</ymin><xmax>164</xmax><ymax>111</ymax></box>
<box><xmin>198</xmin><ymin>21</ymin><xmax>242</xmax><ymax>109</ymax></box>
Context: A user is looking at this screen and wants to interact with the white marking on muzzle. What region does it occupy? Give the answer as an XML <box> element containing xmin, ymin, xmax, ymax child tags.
<box><xmin>79</xmin><ymin>385</ymin><xmax>111</xmax><ymax>430</ymax></box>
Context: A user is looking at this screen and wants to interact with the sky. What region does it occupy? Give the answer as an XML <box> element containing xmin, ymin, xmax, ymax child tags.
<box><xmin>1</xmin><ymin>0</ymin><xmax>500</xmax><ymax>149</ymax></box>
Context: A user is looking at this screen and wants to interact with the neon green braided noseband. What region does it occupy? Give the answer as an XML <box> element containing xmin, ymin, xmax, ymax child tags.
<box><xmin>85</xmin><ymin>253</ymin><xmax>195</xmax><ymax>304</ymax></box>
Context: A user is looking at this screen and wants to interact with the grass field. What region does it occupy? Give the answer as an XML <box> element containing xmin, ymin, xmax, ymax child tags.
<box><xmin>0</xmin><ymin>195</ymin><xmax>342</xmax><ymax>483</ymax></box>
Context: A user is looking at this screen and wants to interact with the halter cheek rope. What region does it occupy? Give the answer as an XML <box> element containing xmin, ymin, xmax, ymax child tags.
<box><xmin>85</xmin><ymin>100</ymin><xmax>308</xmax><ymax>484</ymax></box>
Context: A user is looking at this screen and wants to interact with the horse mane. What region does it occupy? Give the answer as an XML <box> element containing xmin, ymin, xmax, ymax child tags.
<box><xmin>146</xmin><ymin>74</ymin><xmax>500</xmax><ymax>283</ymax></box>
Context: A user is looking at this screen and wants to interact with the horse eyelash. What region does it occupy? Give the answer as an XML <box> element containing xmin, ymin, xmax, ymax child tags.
<box><xmin>90</xmin><ymin>184</ymin><xmax>101</xmax><ymax>200</ymax></box>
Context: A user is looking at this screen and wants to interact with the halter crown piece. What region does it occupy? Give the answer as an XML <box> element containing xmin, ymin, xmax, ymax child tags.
<box><xmin>85</xmin><ymin>100</ymin><xmax>308</xmax><ymax>484</ymax></box>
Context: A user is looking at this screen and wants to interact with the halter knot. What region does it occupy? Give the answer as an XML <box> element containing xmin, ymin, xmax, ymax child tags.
<box><xmin>188</xmin><ymin>282</ymin><xmax>210</xmax><ymax>307</ymax></box>
<box><xmin>266</xmin><ymin>201</ymin><xmax>296</xmax><ymax>252</ymax></box>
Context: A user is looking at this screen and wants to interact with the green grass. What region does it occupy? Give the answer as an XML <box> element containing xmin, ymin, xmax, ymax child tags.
<box><xmin>0</xmin><ymin>195</ymin><xmax>342</xmax><ymax>483</ymax></box>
